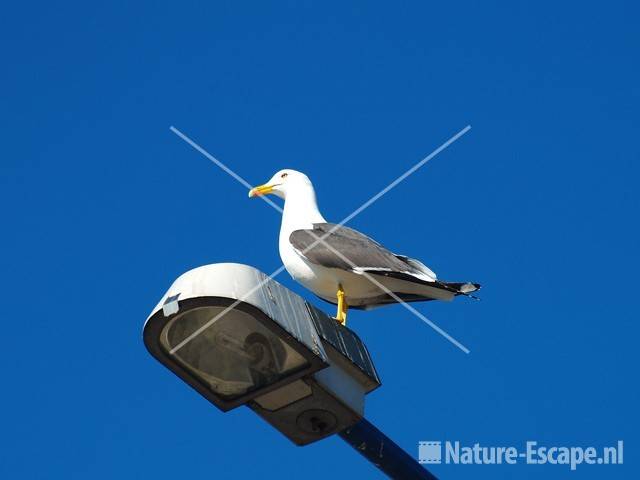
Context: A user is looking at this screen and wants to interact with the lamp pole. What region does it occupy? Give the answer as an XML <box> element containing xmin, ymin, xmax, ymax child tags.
<box><xmin>339</xmin><ymin>418</ymin><xmax>438</xmax><ymax>480</ymax></box>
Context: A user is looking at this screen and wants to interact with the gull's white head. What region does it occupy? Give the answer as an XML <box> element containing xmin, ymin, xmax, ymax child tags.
<box><xmin>248</xmin><ymin>169</ymin><xmax>314</xmax><ymax>200</ymax></box>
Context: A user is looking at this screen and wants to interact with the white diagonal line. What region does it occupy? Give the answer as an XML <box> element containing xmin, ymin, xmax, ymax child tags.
<box><xmin>168</xmin><ymin>264</ymin><xmax>287</xmax><ymax>354</ymax></box>
<box><xmin>304</xmin><ymin>230</ymin><xmax>470</xmax><ymax>353</ymax></box>
<box><xmin>169</xmin><ymin>126</ymin><xmax>283</xmax><ymax>214</ymax></box>
<box><xmin>290</xmin><ymin>125</ymin><xmax>471</xmax><ymax>255</ymax></box>
<box><xmin>170</xmin><ymin>125</ymin><xmax>472</xmax><ymax>353</ymax></box>
<box><xmin>334</xmin><ymin>125</ymin><xmax>471</xmax><ymax>228</ymax></box>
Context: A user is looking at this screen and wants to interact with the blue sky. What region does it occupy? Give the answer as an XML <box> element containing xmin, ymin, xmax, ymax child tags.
<box><xmin>1</xmin><ymin>1</ymin><xmax>638</xmax><ymax>479</ymax></box>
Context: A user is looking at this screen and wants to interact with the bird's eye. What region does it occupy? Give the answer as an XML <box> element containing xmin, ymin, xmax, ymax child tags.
<box><xmin>280</xmin><ymin>173</ymin><xmax>288</xmax><ymax>179</ymax></box>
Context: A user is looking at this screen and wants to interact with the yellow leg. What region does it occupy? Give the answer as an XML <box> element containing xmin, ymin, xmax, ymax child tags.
<box><xmin>335</xmin><ymin>285</ymin><xmax>348</xmax><ymax>326</ymax></box>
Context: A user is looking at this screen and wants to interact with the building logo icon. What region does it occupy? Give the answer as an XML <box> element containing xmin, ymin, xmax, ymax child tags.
<box><xmin>419</xmin><ymin>441</ymin><xmax>442</xmax><ymax>464</ymax></box>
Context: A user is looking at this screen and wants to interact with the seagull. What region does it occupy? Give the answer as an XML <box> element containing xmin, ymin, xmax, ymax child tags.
<box><xmin>248</xmin><ymin>169</ymin><xmax>480</xmax><ymax>325</ymax></box>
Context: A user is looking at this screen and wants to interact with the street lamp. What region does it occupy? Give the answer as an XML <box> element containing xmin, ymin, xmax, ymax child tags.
<box><xmin>144</xmin><ymin>263</ymin><xmax>437</xmax><ymax>478</ymax></box>
<box><xmin>143</xmin><ymin>263</ymin><xmax>381</xmax><ymax>445</ymax></box>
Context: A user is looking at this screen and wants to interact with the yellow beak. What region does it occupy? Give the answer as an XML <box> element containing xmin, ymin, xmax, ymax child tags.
<box><xmin>248</xmin><ymin>184</ymin><xmax>275</xmax><ymax>197</ymax></box>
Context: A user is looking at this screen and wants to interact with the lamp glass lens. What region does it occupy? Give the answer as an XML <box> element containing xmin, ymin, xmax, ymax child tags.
<box><xmin>161</xmin><ymin>306</ymin><xmax>309</xmax><ymax>399</ymax></box>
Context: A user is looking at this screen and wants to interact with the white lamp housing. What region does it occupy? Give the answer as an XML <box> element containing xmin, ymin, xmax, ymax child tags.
<box><xmin>143</xmin><ymin>263</ymin><xmax>380</xmax><ymax>445</ymax></box>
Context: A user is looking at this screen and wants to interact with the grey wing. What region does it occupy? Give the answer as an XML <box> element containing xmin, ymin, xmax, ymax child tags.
<box><xmin>288</xmin><ymin>223</ymin><xmax>437</xmax><ymax>282</ymax></box>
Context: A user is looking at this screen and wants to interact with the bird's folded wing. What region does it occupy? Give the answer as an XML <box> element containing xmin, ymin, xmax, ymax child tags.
<box><xmin>289</xmin><ymin>223</ymin><xmax>435</xmax><ymax>281</ymax></box>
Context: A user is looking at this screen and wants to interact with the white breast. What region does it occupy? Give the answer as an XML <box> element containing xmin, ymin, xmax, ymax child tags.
<box><xmin>277</xmin><ymin>182</ymin><xmax>341</xmax><ymax>300</ymax></box>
